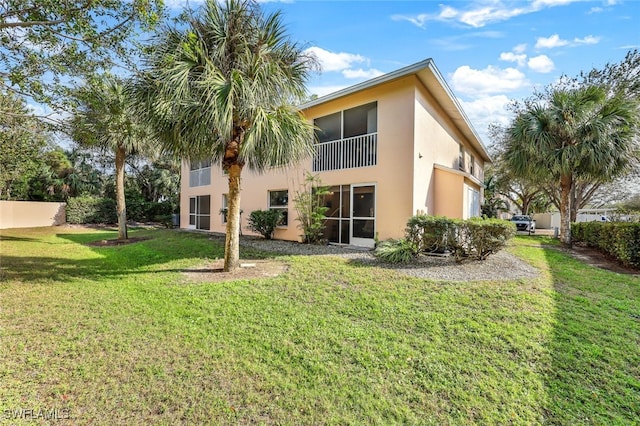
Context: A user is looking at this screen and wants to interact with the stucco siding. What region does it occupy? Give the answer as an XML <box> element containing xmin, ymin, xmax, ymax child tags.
<box><xmin>178</xmin><ymin>61</ymin><xmax>489</xmax><ymax>246</ymax></box>
<box><xmin>432</xmin><ymin>166</ymin><xmax>464</xmax><ymax>218</ymax></box>
<box><xmin>413</xmin><ymin>80</ymin><xmax>469</xmax><ymax>217</ymax></box>
<box><xmin>179</xmin><ymin>77</ymin><xmax>418</xmax><ymax>242</ymax></box>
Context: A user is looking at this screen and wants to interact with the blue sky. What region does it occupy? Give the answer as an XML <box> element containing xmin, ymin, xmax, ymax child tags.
<box><xmin>166</xmin><ymin>0</ymin><xmax>639</xmax><ymax>145</ymax></box>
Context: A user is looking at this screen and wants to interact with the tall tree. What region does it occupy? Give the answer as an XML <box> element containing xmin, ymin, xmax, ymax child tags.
<box><xmin>504</xmin><ymin>85</ymin><xmax>639</xmax><ymax>245</ymax></box>
<box><xmin>486</xmin><ymin>125</ymin><xmax>551</xmax><ymax>216</ymax></box>
<box><xmin>0</xmin><ymin>89</ymin><xmax>49</xmax><ymax>199</ymax></box>
<box><xmin>0</xmin><ymin>0</ymin><xmax>163</xmax><ymax>117</ymax></box>
<box><xmin>71</xmin><ymin>76</ymin><xmax>155</xmax><ymax>240</ymax></box>
<box><xmin>135</xmin><ymin>0</ymin><xmax>316</xmax><ymax>271</ymax></box>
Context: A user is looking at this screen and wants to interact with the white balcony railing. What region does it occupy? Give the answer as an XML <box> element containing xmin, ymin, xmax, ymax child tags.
<box><xmin>312</xmin><ymin>133</ymin><xmax>377</xmax><ymax>172</ymax></box>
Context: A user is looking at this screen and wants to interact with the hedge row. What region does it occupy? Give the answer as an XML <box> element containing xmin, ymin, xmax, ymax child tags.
<box><xmin>375</xmin><ymin>215</ymin><xmax>516</xmax><ymax>263</ymax></box>
<box><xmin>66</xmin><ymin>196</ymin><xmax>117</xmax><ymax>224</ymax></box>
<box><xmin>572</xmin><ymin>222</ymin><xmax>640</xmax><ymax>268</ymax></box>
<box><xmin>66</xmin><ymin>196</ymin><xmax>175</xmax><ymax>225</ymax></box>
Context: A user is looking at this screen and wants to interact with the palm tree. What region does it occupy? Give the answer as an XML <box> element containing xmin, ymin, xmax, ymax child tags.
<box><xmin>504</xmin><ymin>85</ymin><xmax>639</xmax><ymax>245</ymax></box>
<box><xmin>71</xmin><ymin>76</ymin><xmax>155</xmax><ymax>240</ymax></box>
<box><xmin>135</xmin><ymin>0</ymin><xmax>316</xmax><ymax>271</ymax></box>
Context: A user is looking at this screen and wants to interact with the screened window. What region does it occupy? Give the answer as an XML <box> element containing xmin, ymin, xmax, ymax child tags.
<box><xmin>313</xmin><ymin>102</ymin><xmax>378</xmax><ymax>172</ymax></box>
<box><xmin>268</xmin><ymin>190</ymin><xmax>288</xmax><ymax>226</ymax></box>
<box><xmin>189</xmin><ymin>159</ymin><xmax>212</xmax><ymax>187</ymax></box>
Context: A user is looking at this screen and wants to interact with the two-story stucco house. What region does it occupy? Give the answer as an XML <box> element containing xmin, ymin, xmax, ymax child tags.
<box><xmin>180</xmin><ymin>58</ymin><xmax>491</xmax><ymax>248</ymax></box>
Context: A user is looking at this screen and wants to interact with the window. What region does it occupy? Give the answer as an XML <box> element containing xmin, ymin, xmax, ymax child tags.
<box><xmin>469</xmin><ymin>154</ymin><xmax>475</xmax><ymax>176</ymax></box>
<box><xmin>221</xmin><ymin>194</ymin><xmax>228</xmax><ymax>224</ymax></box>
<box><xmin>313</xmin><ymin>102</ymin><xmax>378</xmax><ymax>172</ymax></box>
<box><xmin>268</xmin><ymin>190</ymin><xmax>288</xmax><ymax>226</ymax></box>
<box><xmin>189</xmin><ymin>159</ymin><xmax>211</xmax><ymax>187</ymax></box>
<box><xmin>468</xmin><ymin>188</ymin><xmax>480</xmax><ymax>218</ymax></box>
<box><xmin>458</xmin><ymin>146</ymin><xmax>465</xmax><ymax>171</ymax></box>
<box><xmin>189</xmin><ymin>195</ymin><xmax>211</xmax><ymax>230</ymax></box>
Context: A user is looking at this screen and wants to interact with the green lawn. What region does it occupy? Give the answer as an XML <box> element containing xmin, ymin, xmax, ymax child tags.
<box><xmin>0</xmin><ymin>227</ymin><xmax>638</xmax><ymax>425</ymax></box>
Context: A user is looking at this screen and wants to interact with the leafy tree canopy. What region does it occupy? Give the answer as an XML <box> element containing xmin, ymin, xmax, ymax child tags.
<box><xmin>0</xmin><ymin>89</ymin><xmax>49</xmax><ymax>199</ymax></box>
<box><xmin>0</xmin><ymin>0</ymin><xmax>164</xmax><ymax>116</ymax></box>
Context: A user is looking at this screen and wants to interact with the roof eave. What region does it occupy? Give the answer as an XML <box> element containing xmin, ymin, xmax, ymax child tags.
<box><xmin>300</xmin><ymin>58</ymin><xmax>492</xmax><ymax>164</ymax></box>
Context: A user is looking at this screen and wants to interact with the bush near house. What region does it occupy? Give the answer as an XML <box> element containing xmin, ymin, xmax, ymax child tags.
<box><xmin>455</xmin><ymin>218</ymin><xmax>516</xmax><ymax>260</ymax></box>
<box><xmin>375</xmin><ymin>215</ymin><xmax>516</xmax><ymax>263</ymax></box>
<box><xmin>406</xmin><ymin>215</ymin><xmax>456</xmax><ymax>253</ymax></box>
<box><xmin>572</xmin><ymin>222</ymin><xmax>640</xmax><ymax>268</ymax></box>
<box><xmin>248</xmin><ymin>209</ymin><xmax>283</xmax><ymax>239</ymax></box>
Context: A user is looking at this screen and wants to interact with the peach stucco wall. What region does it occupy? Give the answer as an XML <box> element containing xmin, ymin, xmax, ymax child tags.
<box><xmin>179</xmin><ymin>73</ymin><xmax>485</xmax><ymax>243</ymax></box>
<box><xmin>181</xmin><ymin>76</ymin><xmax>419</xmax><ymax>242</ymax></box>
<box><xmin>413</xmin><ymin>79</ymin><xmax>485</xmax><ymax>218</ymax></box>
<box><xmin>432</xmin><ymin>167</ymin><xmax>464</xmax><ymax>218</ymax></box>
<box><xmin>0</xmin><ymin>201</ymin><xmax>66</xmax><ymax>229</ymax></box>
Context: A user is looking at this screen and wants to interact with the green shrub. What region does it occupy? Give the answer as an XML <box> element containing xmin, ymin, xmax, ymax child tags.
<box><xmin>373</xmin><ymin>239</ymin><xmax>417</xmax><ymax>263</ymax></box>
<box><xmin>405</xmin><ymin>215</ymin><xmax>456</xmax><ymax>253</ymax></box>
<box><xmin>248</xmin><ymin>209</ymin><xmax>283</xmax><ymax>239</ymax></box>
<box><xmin>66</xmin><ymin>196</ymin><xmax>117</xmax><ymax>224</ymax></box>
<box><xmin>453</xmin><ymin>218</ymin><xmax>516</xmax><ymax>261</ymax></box>
<box><xmin>572</xmin><ymin>221</ymin><xmax>640</xmax><ymax>268</ymax></box>
<box><xmin>380</xmin><ymin>215</ymin><xmax>515</xmax><ymax>263</ymax></box>
<box><xmin>293</xmin><ymin>173</ymin><xmax>329</xmax><ymax>244</ymax></box>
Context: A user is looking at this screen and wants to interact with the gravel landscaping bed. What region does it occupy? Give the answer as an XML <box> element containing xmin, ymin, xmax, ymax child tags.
<box><xmin>237</xmin><ymin>235</ymin><xmax>539</xmax><ymax>282</ymax></box>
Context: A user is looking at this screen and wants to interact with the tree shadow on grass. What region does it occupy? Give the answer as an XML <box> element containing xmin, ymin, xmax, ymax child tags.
<box><xmin>1</xmin><ymin>229</ymin><xmax>272</xmax><ymax>284</ymax></box>
<box><xmin>540</xmin><ymin>246</ymin><xmax>640</xmax><ymax>424</ymax></box>
<box><xmin>0</xmin><ymin>234</ymin><xmax>44</xmax><ymax>243</ymax></box>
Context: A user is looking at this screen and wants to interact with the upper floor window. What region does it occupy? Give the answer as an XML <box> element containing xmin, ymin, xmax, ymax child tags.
<box><xmin>469</xmin><ymin>154</ymin><xmax>476</xmax><ymax>177</ymax></box>
<box><xmin>313</xmin><ymin>102</ymin><xmax>378</xmax><ymax>172</ymax></box>
<box><xmin>458</xmin><ymin>146</ymin><xmax>465</xmax><ymax>171</ymax></box>
<box><xmin>189</xmin><ymin>159</ymin><xmax>211</xmax><ymax>187</ymax></box>
<box><xmin>314</xmin><ymin>102</ymin><xmax>377</xmax><ymax>142</ymax></box>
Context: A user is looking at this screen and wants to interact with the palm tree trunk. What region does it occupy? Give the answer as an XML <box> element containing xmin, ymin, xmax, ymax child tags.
<box><xmin>559</xmin><ymin>174</ymin><xmax>572</xmax><ymax>246</ymax></box>
<box><xmin>115</xmin><ymin>144</ymin><xmax>127</xmax><ymax>240</ymax></box>
<box><xmin>569</xmin><ymin>181</ymin><xmax>578</xmax><ymax>223</ymax></box>
<box><xmin>224</xmin><ymin>163</ymin><xmax>242</xmax><ymax>272</ymax></box>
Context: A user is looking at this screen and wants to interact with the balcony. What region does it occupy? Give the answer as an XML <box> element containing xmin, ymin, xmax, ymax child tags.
<box><xmin>312</xmin><ymin>133</ymin><xmax>377</xmax><ymax>172</ymax></box>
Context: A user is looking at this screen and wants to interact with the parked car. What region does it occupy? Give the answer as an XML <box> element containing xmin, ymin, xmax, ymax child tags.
<box><xmin>511</xmin><ymin>215</ymin><xmax>536</xmax><ymax>232</ymax></box>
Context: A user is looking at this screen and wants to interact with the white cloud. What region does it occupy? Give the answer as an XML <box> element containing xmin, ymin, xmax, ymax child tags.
<box><xmin>342</xmin><ymin>68</ymin><xmax>385</xmax><ymax>79</ymax></box>
<box><xmin>574</xmin><ymin>35</ymin><xmax>601</xmax><ymax>45</ymax></box>
<box><xmin>451</xmin><ymin>65</ymin><xmax>528</xmax><ymax>96</ymax></box>
<box><xmin>458</xmin><ymin>95</ymin><xmax>513</xmax><ymax>144</ymax></box>
<box><xmin>536</xmin><ymin>34</ymin><xmax>601</xmax><ymax>49</ymax></box>
<box><xmin>500</xmin><ymin>51</ymin><xmax>527</xmax><ymax>67</ymax></box>
<box><xmin>304</xmin><ymin>46</ymin><xmax>367</xmax><ymax>72</ymax></box>
<box><xmin>513</xmin><ymin>43</ymin><xmax>527</xmax><ymax>54</ymax></box>
<box><xmin>528</xmin><ymin>55</ymin><xmax>555</xmax><ymax>73</ymax></box>
<box><xmin>458</xmin><ymin>5</ymin><xmax>528</xmax><ymax>28</ymax></box>
<box><xmin>535</xmin><ymin>34</ymin><xmax>569</xmax><ymax>49</ymax></box>
<box><xmin>391</xmin><ymin>13</ymin><xmax>431</xmax><ymax>28</ymax></box>
<box><xmin>392</xmin><ymin>0</ymin><xmax>582</xmax><ymax>29</ymax></box>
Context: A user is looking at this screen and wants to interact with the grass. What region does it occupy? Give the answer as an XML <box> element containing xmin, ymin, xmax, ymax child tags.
<box><xmin>0</xmin><ymin>227</ymin><xmax>638</xmax><ymax>425</ymax></box>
